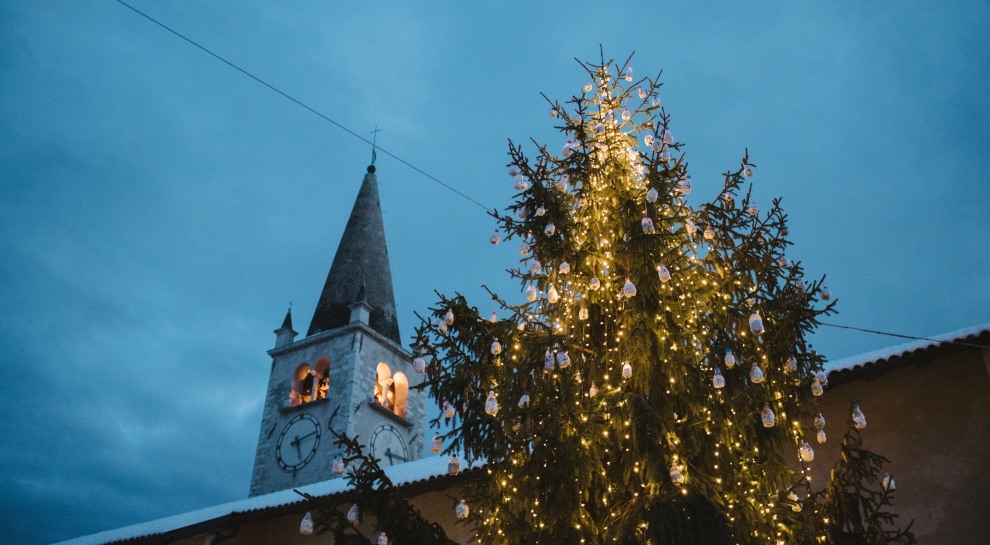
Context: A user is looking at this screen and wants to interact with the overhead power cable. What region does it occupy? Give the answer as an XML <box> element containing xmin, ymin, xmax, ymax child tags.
<box><xmin>113</xmin><ymin>0</ymin><xmax>495</xmax><ymax>214</ymax></box>
<box><xmin>819</xmin><ymin>322</ymin><xmax>987</xmax><ymax>350</ymax></box>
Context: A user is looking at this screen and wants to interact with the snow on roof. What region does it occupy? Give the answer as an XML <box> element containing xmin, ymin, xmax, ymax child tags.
<box><xmin>53</xmin><ymin>456</ymin><xmax>484</xmax><ymax>545</ymax></box>
<box><xmin>824</xmin><ymin>322</ymin><xmax>990</xmax><ymax>377</ymax></box>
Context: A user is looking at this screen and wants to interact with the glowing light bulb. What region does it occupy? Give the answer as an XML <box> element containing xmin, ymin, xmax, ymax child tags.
<box><xmin>713</xmin><ymin>367</ymin><xmax>725</xmax><ymax>389</ymax></box>
<box><xmin>762</xmin><ymin>404</ymin><xmax>776</xmax><ymax>427</ymax></box>
<box><xmin>485</xmin><ymin>391</ymin><xmax>499</xmax><ymax>416</ymax></box>
<box><xmin>300</xmin><ymin>512</ymin><xmax>314</xmax><ymax>535</ymax></box>
<box><xmin>657</xmin><ymin>264</ymin><xmax>671</xmax><ymax>282</ymax></box>
<box><xmin>547</xmin><ymin>284</ymin><xmax>559</xmax><ymax>304</ymax></box>
<box><xmin>852</xmin><ymin>404</ymin><xmax>867</xmax><ymax>429</ymax></box>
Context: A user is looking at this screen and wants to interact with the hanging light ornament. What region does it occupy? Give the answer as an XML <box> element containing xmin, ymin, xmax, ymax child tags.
<box><xmin>811</xmin><ymin>379</ymin><xmax>824</xmax><ymax>397</ymax></box>
<box><xmin>518</xmin><ymin>392</ymin><xmax>530</xmax><ymax>408</ymax></box>
<box><xmin>489</xmin><ymin>311</ymin><xmax>497</xmax><ymax>323</ymax></box>
<box><xmin>743</xmin><ymin>164</ymin><xmax>755</xmax><ymax>178</ymax></box>
<box><xmin>443</xmin><ymin>399</ymin><xmax>456</xmax><ymax>418</ymax></box>
<box><xmin>547</xmin><ymin>284</ymin><xmax>560</xmax><ymax>304</ymax></box>
<box><xmin>300</xmin><ymin>512</ymin><xmax>314</xmax><ymax>535</ymax></box>
<box><xmin>490</xmin><ymin>228</ymin><xmax>500</xmax><ymax>245</ymax></box>
<box><xmin>622</xmin><ymin>107</ymin><xmax>631</xmax><ymax>121</ymax></box>
<box><xmin>456</xmin><ymin>500</ymin><xmax>470</xmax><ymax>519</ymax></box>
<box><xmin>704</xmin><ymin>223</ymin><xmax>715</xmax><ymax>240</ymax></box>
<box><xmin>556</xmin><ymin>350</ymin><xmax>571</xmax><ymax>368</ymax></box>
<box><xmin>485</xmin><ymin>391</ymin><xmax>499</xmax><ymax>416</ymax></box>
<box><xmin>525</xmin><ymin>283</ymin><xmax>537</xmax><ymax>301</ymax></box>
<box><xmin>747</xmin><ymin>201</ymin><xmax>759</xmax><ymax>216</ymax></box>
<box><xmin>444</xmin><ymin>309</ymin><xmax>454</xmax><ymax>325</ymax></box>
<box><xmin>544</xmin><ymin>222</ymin><xmax>556</xmax><ymax>236</ymax></box>
<box><xmin>513</xmin><ymin>176</ymin><xmax>528</xmax><ymax>191</ymax></box>
<box><xmin>332</xmin><ymin>456</ymin><xmax>345</xmax><ymax>475</ymax></box>
<box><xmin>508</xmin><ymin>165</ymin><xmax>520</xmax><ymax>178</ymax></box>
<box><xmin>882</xmin><ymin>473</ymin><xmax>896</xmax><ymax>491</ymax></box>
<box><xmin>490</xmin><ymin>338</ymin><xmax>502</xmax><ymax>355</ymax></box>
<box><xmin>643</xmin><ymin>133</ymin><xmax>655</xmax><ymax>149</ymax></box>
<box><xmin>623</xmin><ymin>277</ymin><xmax>637</xmax><ymax>297</ymax></box>
<box><xmin>713</xmin><ymin>367</ymin><xmax>725</xmax><ymax>389</ymax></box>
<box><xmin>652</xmin><ymin>97</ymin><xmax>661</xmax><ymax>108</ymax></box>
<box><xmin>584</xmin><ymin>80</ymin><xmax>592</xmax><ymax>92</ymax></box>
<box><xmin>559</xmin><ymin>261</ymin><xmax>571</xmax><ymax>274</ymax></box>
<box><xmin>413</xmin><ymin>355</ymin><xmax>427</xmax><ymax>374</ymax></box>
<box><xmin>785</xmin><ymin>355</ymin><xmax>798</xmax><ymax>373</ymax></box>
<box><xmin>852</xmin><ymin>404</ymin><xmax>867</xmax><ymax>429</ymax></box>
<box><xmin>642</xmin><ymin>213</ymin><xmax>656</xmax><ymax>234</ymax></box>
<box><xmin>750</xmin><ymin>362</ymin><xmax>765</xmax><ymax>384</ymax></box>
<box><xmin>430</xmin><ymin>432</ymin><xmax>443</xmax><ymax>453</ymax></box>
<box><xmin>669</xmin><ymin>463</ymin><xmax>685</xmax><ymax>484</ymax></box>
<box><xmin>684</xmin><ymin>219</ymin><xmax>698</xmax><ymax>234</ymax></box>
<box><xmin>645</xmin><ymin>186</ymin><xmax>659</xmax><ymax>203</ymax></box>
<box><xmin>749</xmin><ymin>311</ymin><xmax>765</xmax><ymax>335</ymax></box>
<box><xmin>625</xmin><ymin>66</ymin><xmax>633</xmax><ymax>81</ymax></box>
<box><xmin>678</xmin><ymin>175</ymin><xmax>692</xmax><ymax>195</ymax></box>
<box><xmin>798</xmin><ymin>441</ymin><xmax>815</xmax><ymax>462</ymax></box>
<box><xmin>544</xmin><ymin>349</ymin><xmax>555</xmax><ymax>371</ymax></box>
<box><xmin>517</xmin><ymin>317</ymin><xmax>526</xmax><ymax>331</ymax></box>
<box><xmin>448</xmin><ymin>456</ymin><xmax>461</xmax><ymax>475</ymax></box>
<box><xmin>661</xmin><ymin>145</ymin><xmax>671</xmax><ymax>162</ymax></box>
<box><xmin>724</xmin><ymin>349</ymin><xmax>736</xmax><ymax>368</ymax></box>
<box><xmin>347</xmin><ymin>504</ymin><xmax>360</xmax><ymax>522</ymax></box>
<box><xmin>589</xmin><ymin>381</ymin><xmax>599</xmax><ymax>397</ymax></box>
<box><xmin>436</xmin><ymin>317</ymin><xmax>448</xmax><ymax>335</ymax></box>
<box><xmin>657</xmin><ymin>264</ymin><xmax>671</xmax><ymax>282</ymax></box>
<box><xmin>562</xmin><ymin>140</ymin><xmax>573</xmax><ymax>157</ymax></box>
<box><xmin>778</xmin><ymin>256</ymin><xmax>789</xmax><ymax>267</ymax></box>
<box><xmin>762</xmin><ymin>404</ymin><xmax>776</xmax><ymax>427</ymax></box>
<box><xmin>378</xmin><ymin>533</ymin><xmax>388</xmax><ymax>545</ymax></box>
<box><xmin>589</xmin><ymin>276</ymin><xmax>601</xmax><ymax>290</ymax></box>
<box><xmin>821</xmin><ymin>285</ymin><xmax>832</xmax><ymax>301</ymax></box>
<box><xmin>549</xmin><ymin>107</ymin><xmax>558</xmax><ymax>118</ymax></box>
<box><xmin>579</xmin><ymin>306</ymin><xmax>589</xmax><ymax>320</ymax></box>
<box><xmin>622</xmin><ymin>361</ymin><xmax>633</xmax><ymax>379</ymax></box>
<box><xmin>529</xmin><ymin>259</ymin><xmax>542</xmax><ymax>274</ymax></box>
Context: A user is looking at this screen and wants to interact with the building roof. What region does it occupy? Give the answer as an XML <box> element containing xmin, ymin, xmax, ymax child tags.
<box><xmin>308</xmin><ymin>165</ymin><xmax>400</xmax><ymax>343</ymax></box>
<box><xmin>824</xmin><ymin>322</ymin><xmax>990</xmax><ymax>382</ymax></box>
<box><xmin>53</xmin><ymin>456</ymin><xmax>484</xmax><ymax>545</ymax></box>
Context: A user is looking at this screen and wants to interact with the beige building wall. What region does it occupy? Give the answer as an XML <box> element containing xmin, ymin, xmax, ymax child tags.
<box><xmin>811</xmin><ymin>349</ymin><xmax>990</xmax><ymax>543</ymax></box>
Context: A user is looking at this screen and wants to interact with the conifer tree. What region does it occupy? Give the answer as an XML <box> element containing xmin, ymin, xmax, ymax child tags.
<box><xmin>409</xmin><ymin>54</ymin><xmax>911</xmax><ymax>545</ymax></box>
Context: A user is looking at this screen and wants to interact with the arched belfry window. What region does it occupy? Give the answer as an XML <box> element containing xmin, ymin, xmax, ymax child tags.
<box><xmin>313</xmin><ymin>358</ymin><xmax>330</xmax><ymax>401</ymax></box>
<box><xmin>290</xmin><ymin>363</ymin><xmax>313</xmax><ymax>407</ymax></box>
<box><xmin>290</xmin><ymin>359</ymin><xmax>331</xmax><ymax>407</ymax></box>
<box><xmin>374</xmin><ymin>363</ymin><xmax>408</xmax><ymax>418</ymax></box>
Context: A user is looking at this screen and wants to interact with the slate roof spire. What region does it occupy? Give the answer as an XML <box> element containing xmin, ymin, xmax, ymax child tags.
<box><xmin>308</xmin><ymin>165</ymin><xmax>400</xmax><ymax>343</ymax></box>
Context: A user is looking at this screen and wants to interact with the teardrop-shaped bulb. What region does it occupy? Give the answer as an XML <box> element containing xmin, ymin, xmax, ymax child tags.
<box><xmin>430</xmin><ymin>432</ymin><xmax>443</xmax><ymax>453</ymax></box>
<box><xmin>762</xmin><ymin>404</ymin><xmax>776</xmax><ymax>427</ymax></box>
<box><xmin>713</xmin><ymin>368</ymin><xmax>725</xmax><ymax>389</ymax></box>
<box><xmin>485</xmin><ymin>391</ymin><xmax>498</xmax><ymax>416</ymax></box>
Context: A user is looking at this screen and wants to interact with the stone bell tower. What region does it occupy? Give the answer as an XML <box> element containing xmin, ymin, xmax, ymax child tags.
<box><xmin>249</xmin><ymin>165</ymin><xmax>425</xmax><ymax>497</ymax></box>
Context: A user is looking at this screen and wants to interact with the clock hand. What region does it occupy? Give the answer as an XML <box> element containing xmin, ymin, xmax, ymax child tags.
<box><xmin>298</xmin><ymin>431</ymin><xmax>317</xmax><ymax>442</ymax></box>
<box><xmin>293</xmin><ymin>436</ymin><xmax>302</xmax><ymax>459</ymax></box>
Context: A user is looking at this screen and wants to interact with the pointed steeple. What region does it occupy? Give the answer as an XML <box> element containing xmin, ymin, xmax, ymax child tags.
<box><xmin>308</xmin><ymin>165</ymin><xmax>400</xmax><ymax>343</ymax></box>
<box><xmin>274</xmin><ymin>306</ymin><xmax>297</xmax><ymax>348</ymax></box>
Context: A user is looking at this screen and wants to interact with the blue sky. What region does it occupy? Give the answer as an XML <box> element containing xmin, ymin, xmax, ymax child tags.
<box><xmin>1</xmin><ymin>1</ymin><xmax>987</xmax><ymax>543</ymax></box>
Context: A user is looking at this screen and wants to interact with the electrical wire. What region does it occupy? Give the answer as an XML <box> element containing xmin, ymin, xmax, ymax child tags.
<box><xmin>819</xmin><ymin>322</ymin><xmax>987</xmax><ymax>350</ymax></box>
<box><xmin>113</xmin><ymin>0</ymin><xmax>495</xmax><ymax>214</ymax></box>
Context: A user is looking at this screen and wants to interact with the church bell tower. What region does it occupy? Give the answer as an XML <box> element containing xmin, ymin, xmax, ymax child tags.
<box><xmin>249</xmin><ymin>165</ymin><xmax>425</xmax><ymax>497</ymax></box>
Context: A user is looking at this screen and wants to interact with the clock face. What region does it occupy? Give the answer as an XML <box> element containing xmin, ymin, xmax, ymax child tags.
<box><xmin>276</xmin><ymin>413</ymin><xmax>322</xmax><ymax>472</ymax></box>
<box><xmin>370</xmin><ymin>424</ymin><xmax>408</xmax><ymax>466</ymax></box>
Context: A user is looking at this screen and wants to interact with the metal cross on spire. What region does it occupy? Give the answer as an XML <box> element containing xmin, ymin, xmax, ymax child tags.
<box><xmin>370</xmin><ymin>125</ymin><xmax>380</xmax><ymax>165</ymax></box>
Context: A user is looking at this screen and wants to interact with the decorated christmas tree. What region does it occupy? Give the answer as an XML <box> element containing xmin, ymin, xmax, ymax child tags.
<box><xmin>303</xmin><ymin>53</ymin><xmax>913</xmax><ymax>545</ymax></box>
<box><xmin>408</xmin><ymin>53</ymin><xmax>913</xmax><ymax>545</ymax></box>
